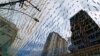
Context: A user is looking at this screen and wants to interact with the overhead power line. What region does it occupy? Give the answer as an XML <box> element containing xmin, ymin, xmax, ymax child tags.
<box><xmin>0</xmin><ymin>7</ymin><xmax>39</xmax><ymax>22</ymax></box>
<box><xmin>0</xmin><ymin>0</ymin><xmax>41</xmax><ymax>12</ymax></box>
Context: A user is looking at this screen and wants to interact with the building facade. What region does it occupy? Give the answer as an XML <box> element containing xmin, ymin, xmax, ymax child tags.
<box><xmin>0</xmin><ymin>16</ymin><xmax>17</xmax><ymax>56</ymax></box>
<box><xmin>70</xmin><ymin>10</ymin><xmax>100</xmax><ymax>51</ymax></box>
<box><xmin>63</xmin><ymin>10</ymin><xmax>100</xmax><ymax>56</ymax></box>
<box><xmin>42</xmin><ymin>32</ymin><xmax>68</xmax><ymax>56</ymax></box>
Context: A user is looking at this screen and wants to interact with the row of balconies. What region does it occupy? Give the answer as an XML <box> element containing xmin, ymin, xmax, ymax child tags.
<box><xmin>62</xmin><ymin>44</ymin><xmax>100</xmax><ymax>56</ymax></box>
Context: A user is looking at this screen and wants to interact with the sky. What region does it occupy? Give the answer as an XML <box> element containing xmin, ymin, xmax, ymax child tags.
<box><xmin>1</xmin><ymin>0</ymin><xmax>100</xmax><ymax>56</ymax></box>
<box><xmin>0</xmin><ymin>0</ymin><xmax>9</xmax><ymax>3</ymax></box>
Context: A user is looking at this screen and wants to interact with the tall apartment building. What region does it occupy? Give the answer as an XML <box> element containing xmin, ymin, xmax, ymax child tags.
<box><xmin>67</xmin><ymin>10</ymin><xmax>100</xmax><ymax>56</ymax></box>
<box><xmin>42</xmin><ymin>32</ymin><xmax>68</xmax><ymax>56</ymax></box>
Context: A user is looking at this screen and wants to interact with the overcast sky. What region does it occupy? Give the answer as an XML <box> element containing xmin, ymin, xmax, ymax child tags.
<box><xmin>0</xmin><ymin>0</ymin><xmax>9</xmax><ymax>3</ymax></box>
